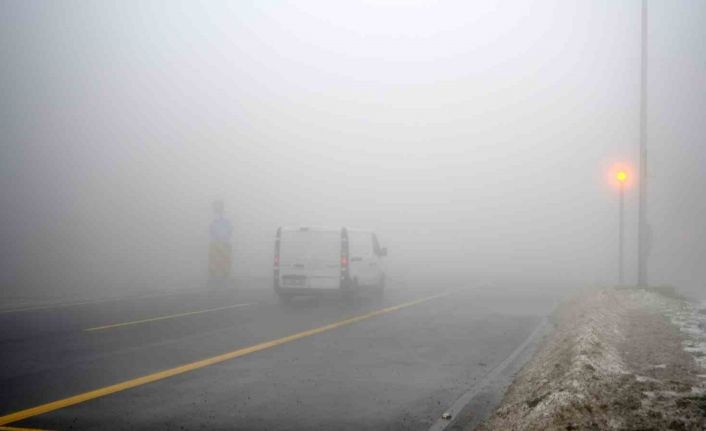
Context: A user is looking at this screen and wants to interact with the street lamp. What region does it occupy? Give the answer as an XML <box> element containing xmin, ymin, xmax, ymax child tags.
<box><xmin>616</xmin><ymin>170</ymin><xmax>628</xmax><ymax>285</ymax></box>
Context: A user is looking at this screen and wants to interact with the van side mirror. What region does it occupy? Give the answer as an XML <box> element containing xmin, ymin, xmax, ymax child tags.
<box><xmin>380</xmin><ymin>247</ymin><xmax>388</xmax><ymax>257</ymax></box>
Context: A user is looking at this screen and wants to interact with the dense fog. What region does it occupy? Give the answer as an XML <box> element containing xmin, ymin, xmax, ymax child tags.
<box><xmin>1</xmin><ymin>0</ymin><xmax>705</xmax><ymax>300</ymax></box>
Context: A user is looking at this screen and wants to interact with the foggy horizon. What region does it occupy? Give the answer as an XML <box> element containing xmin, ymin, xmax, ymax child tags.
<box><xmin>2</xmin><ymin>0</ymin><xmax>705</xmax><ymax>299</ymax></box>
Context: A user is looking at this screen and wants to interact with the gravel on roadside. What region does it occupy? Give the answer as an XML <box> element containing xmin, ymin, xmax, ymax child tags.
<box><xmin>476</xmin><ymin>288</ymin><xmax>706</xmax><ymax>431</ymax></box>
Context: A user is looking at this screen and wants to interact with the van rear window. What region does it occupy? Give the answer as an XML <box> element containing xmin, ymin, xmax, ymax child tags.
<box><xmin>280</xmin><ymin>231</ymin><xmax>340</xmax><ymax>264</ymax></box>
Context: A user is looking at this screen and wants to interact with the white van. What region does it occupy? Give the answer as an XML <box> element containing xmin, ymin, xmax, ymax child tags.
<box><xmin>273</xmin><ymin>227</ymin><xmax>387</xmax><ymax>301</ymax></box>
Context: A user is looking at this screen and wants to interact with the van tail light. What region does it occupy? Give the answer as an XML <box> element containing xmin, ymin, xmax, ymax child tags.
<box><xmin>340</xmin><ymin>228</ymin><xmax>349</xmax><ymax>286</ymax></box>
<box><xmin>274</xmin><ymin>227</ymin><xmax>282</xmax><ymax>290</ymax></box>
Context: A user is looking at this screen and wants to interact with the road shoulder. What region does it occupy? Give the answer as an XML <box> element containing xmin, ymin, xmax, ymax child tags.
<box><xmin>475</xmin><ymin>288</ymin><xmax>706</xmax><ymax>430</ymax></box>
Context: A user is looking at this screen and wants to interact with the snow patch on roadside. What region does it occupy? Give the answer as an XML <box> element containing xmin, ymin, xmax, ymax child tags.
<box><xmin>647</xmin><ymin>295</ymin><xmax>706</xmax><ymax>371</ymax></box>
<box><xmin>477</xmin><ymin>288</ymin><xmax>706</xmax><ymax>431</ymax></box>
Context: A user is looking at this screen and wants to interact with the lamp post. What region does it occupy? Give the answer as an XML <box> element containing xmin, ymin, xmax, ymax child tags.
<box><xmin>637</xmin><ymin>0</ymin><xmax>649</xmax><ymax>287</ymax></box>
<box><xmin>616</xmin><ymin>171</ymin><xmax>628</xmax><ymax>285</ymax></box>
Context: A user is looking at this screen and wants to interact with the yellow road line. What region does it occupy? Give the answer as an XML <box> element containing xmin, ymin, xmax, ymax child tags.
<box><xmin>0</xmin><ymin>293</ymin><xmax>449</xmax><ymax>426</ymax></box>
<box><xmin>84</xmin><ymin>303</ymin><xmax>256</xmax><ymax>332</ymax></box>
<box><xmin>0</xmin><ymin>426</ymin><xmax>53</xmax><ymax>431</ymax></box>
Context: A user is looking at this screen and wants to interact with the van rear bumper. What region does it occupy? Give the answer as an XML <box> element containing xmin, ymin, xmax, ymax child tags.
<box><xmin>274</xmin><ymin>286</ymin><xmax>342</xmax><ymax>296</ymax></box>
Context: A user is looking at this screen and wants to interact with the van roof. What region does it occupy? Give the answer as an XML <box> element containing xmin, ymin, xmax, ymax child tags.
<box><xmin>279</xmin><ymin>226</ymin><xmax>374</xmax><ymax>234</ymax></box>
<box><xmin>280</xmin><ymin>226</ymin><xmax>339</xmax><ymax>233</ymax></box>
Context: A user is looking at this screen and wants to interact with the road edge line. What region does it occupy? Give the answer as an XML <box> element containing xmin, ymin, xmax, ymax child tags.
<box><xmin>428</xmin><ymin>316</ymin><xmax>550</xmax><ymax>431</ymax></box>
<box><xmin>0</xmin><ymin>289</ymin><xmax>208</xmax><ymax>315</ymax></box>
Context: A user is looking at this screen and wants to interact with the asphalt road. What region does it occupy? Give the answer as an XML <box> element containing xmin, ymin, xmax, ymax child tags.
<box><xmin>0</xmin><ymin>283</ymin><xmax>553</xmax><ymax>430</ymax></box>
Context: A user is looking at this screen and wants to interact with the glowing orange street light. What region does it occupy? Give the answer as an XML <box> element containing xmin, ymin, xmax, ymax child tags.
<box><xmin>616</xmin><ymin>169</ymin><xmax>628</xmax><ymax>285</ymax></box>
<box><xmin>608</xmin><ymin>163</ymin><xmax>633</xmax><ymax>284</ymax></box>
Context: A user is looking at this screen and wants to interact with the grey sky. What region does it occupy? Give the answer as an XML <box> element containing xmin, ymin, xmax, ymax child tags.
<box><xmin>1</xmin><ymin>1</ymin><xmax>704</xmax><ymax>297</ymax></box>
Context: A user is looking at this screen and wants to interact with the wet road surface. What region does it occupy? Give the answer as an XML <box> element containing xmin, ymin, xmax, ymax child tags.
<box><xmin>0</xmin><ymin>284</ymin><xmax>552</xmax><ymax>430</ymax></box>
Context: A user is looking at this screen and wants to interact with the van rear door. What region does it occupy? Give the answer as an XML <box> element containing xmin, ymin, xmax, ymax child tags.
<box><xmin>279</xmin><ymin>229</ymin><xmax>340</xmax><ymax>289</ymax></box>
